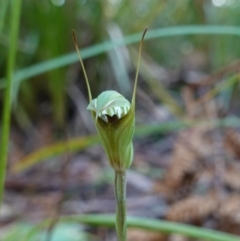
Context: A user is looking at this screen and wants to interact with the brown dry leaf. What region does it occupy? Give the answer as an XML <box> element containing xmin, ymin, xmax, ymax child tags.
<box><xmin>223</xmin><ymin>165</ymin><xmax>240</xmax><ymax>190</ymax></box>
<box><xmin>166</xmin><ymin>194</ymin><xmax>218</xmax><ymax>222</ymax></box>
<box><xmin>127</xmin><ymin>229</ymin><xmax>167</xmax><ymax>241</ymax></box>
<box><xmin>195</xmin><ymin>168</ymin><xmax>214</xmax><ymax>187</ymax></box>
<box><xmin>163</xmin><ymin>127</ymin><xmax>212</xmax><ymax>191</ymax></box>
<box><xmin>218</xmin><ymin>194</ymin><xmax>240</xmax><ymax>223</ymax></box>
<box><xmin>153</xmin><ymin>182</ymin><xmax>173</xmax><ymax>198</ymax></box>
<box><xmin>164</xmin><ymin>140</ymin><xmax>196</xmax><ymax>190</ymax></box>
<box><xmin>224</xmin><ymin>129</ymin><xmax>240</xmax><ymax>159</ymax></box>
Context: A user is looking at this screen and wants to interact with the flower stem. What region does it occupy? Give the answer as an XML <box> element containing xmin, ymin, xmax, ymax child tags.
<box><xmin>114</xmin><ymin>171</ymin><xmax>127</xmax><ymax>241</ymax></box>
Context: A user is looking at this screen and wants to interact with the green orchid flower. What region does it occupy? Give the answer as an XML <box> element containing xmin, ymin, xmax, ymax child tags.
<box><xmin>73</xmin><ymin>29</ymin><xmax>146</xmax><ymax>172</ymax></box>
<box><xmin>87</xmin><ymin>90</ymin><xmax>134</xmax><ymax>172</ymax></box>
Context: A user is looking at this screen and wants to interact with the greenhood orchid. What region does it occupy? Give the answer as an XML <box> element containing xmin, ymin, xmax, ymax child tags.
<box><xmin>73</xmin><ymin>28</ymin><xmax>147</xmax><ymax>241</ymax></box>
<box><xmin>73</xmin><ymin>29</ymin><xmax>147</xmax><ymax>172</ymax></box>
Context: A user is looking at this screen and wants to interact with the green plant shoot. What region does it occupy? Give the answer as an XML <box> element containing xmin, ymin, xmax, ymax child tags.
<box><xmin>73</xmin><ymin>28</ymin><xmax>147</xmax><ymax>241</ymax></box>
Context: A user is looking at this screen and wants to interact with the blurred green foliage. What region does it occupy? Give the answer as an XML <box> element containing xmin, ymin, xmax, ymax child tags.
<box><xmin>1</xmin><ymin>0</ymin><xmax>240</xmax><ymax>127</ymax></box>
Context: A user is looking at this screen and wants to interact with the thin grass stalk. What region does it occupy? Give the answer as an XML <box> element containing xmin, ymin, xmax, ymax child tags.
<box><xmin>0</xmin><ymin>0</ymin><xmax>22</xmax><ymax>204</ymax></box>
<box><xmin>115</xmin><ymin>171</ymin><xmax>127</xmax><ymax>241</ymax></box>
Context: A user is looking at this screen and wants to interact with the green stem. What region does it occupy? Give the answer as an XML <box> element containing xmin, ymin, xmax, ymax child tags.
<box><xmin>0</xmin><ymin>0</ymin><xmax>22</xmax><ymax>204</ymax></box>
<box><xmin>115</xmin><ymin>171</ymin><xmax>127</xmax><ymax>241</ymax></box>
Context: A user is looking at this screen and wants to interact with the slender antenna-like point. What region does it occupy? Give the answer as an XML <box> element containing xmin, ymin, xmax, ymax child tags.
<box><xmin>72</xmin><ymin>29</ymin><xmax>92</xmax><ymax>102</ymax></box>
<box><xmin>131</xmin><ymin>27</ymin><xmax>148</xmax><ymax>106</ymax></box>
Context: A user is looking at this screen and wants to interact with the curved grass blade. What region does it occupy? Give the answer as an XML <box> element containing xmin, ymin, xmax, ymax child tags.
<box><xmin>64</xmin><ymin>214</ymin><xmax>240</xmax><ymax>241</ymax></box>
<box><xmin>1</xmin><ymin>25</ymin><xmax>240</xmax><ymax>89</ymax></box>
<box><xmin>10</xmin><ymin>135</ymin><xmax>99</xmax><ymax>173</ymax></box>
<box><xmin>22</xmin><ymin>214</ymin><xmax>240</xmax><ymax>241</ymax></box>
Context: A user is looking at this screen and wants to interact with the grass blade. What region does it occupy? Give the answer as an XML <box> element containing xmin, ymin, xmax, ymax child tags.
<box><xmin>0</xmin><ymin>0</ymin><xmax>22</xmax><ymax>203</ymax></box>
<box><xmin>10</xmin><ymin>135</ymin><xmax>99</xmax><ymax>173</ymax></box>
<box><xmin>64</xmin><ymin>214</ymin><xmax>240</xmax><ymax>241</ymax></box>
<box><xmin>25</xmin><ymin>214</ymin><xmax>240</xmax><ymax>241</ymax></box>
<box><xmin>63</xmin><ymin>214</ymin><xmax>240</xmax><ymax>241</ymax></box>
<box><xmin>1</xmin><ymin>25</ymin><xmax>240</xmax><ymax>89</ymax></box>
